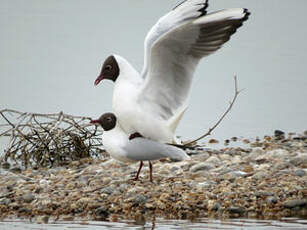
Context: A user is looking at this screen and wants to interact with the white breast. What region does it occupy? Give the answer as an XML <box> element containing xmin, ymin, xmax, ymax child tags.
<box><xmin>113</xmin><ymin>83</ymin><xmax>174</xmax><ymax>142</ymax></box>
<box><xmin>102</xmin><ymin>125</ymin><xmax>136</xmax><ymax>163</ymax></box>
<box><xmin>111</xmin><ymin>55</ymin><xmax>175</xmax><ymax>143</ymax></box>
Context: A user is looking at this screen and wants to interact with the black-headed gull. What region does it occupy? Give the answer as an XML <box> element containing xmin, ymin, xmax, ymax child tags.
<box><xmin>94</xmin><ymin>0</ymin><xmax>250</xmax><ymax>143</ymax></box>
<box><xmin>90</xmin><ymin>113</ymin><xmax>190</xmax><ymax>182</ymax></box>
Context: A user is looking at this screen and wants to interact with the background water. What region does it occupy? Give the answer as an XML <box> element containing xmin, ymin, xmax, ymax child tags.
<box><xmin>1</xmin><ymin>218</ymin><xmax>307</xmax><ymax>230</ymax></box>
<box><xmin>0</xmin><ymin>0</ymin><xmax>306</xmax><ymax>146</ymax></box>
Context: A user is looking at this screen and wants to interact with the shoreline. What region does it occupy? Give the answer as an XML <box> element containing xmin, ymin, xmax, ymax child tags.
<box><xmin>0</xmin><ymin>131</ymin><xmax>306</xmax><ymax>223</ymax></box>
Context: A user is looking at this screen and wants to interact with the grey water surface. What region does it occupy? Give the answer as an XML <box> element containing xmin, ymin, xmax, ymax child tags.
<box><xmin>1</xmin><ymin>218</ymin><xmax>307</xmax><ymax>230</ymax></box>
<box><xmin>1</xmin><ymin>0</ymin><xmax>306</xmax><ymax>144</ymax></box>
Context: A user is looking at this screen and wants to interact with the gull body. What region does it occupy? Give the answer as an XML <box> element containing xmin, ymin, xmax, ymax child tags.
<box><xmin>91</xmin><ymin>113</ymin><xmax>190</xmax><ymax>181</ymax></box>
<box><xmin>111</xmin><ymin>55</ymin><xmax>176</xmax><ymax>143</ymax></box>
<box><xmin>95</xmin><ymin>0</ymin><xmax>250</xmax><ymax>143</ymax></box>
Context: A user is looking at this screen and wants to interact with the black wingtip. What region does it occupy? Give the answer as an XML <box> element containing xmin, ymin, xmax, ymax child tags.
<box><xmin>173</xmin><ymin>0</ymin><xmax>209</xmax><ymax>13</ymax></box>
<box><xmin>243</xmin><ymin>8</ymin><xmax>251</xmax><ymax>21</ymax></box>
<box><xmin>172</xmin><ymin>0</ymin><xmax>187</xmax><ymax>10</ymax></box>
<box><xmin>198</xmin><ymin>0</ymin><xmax>209</xmax><ymax>16</ymax></box>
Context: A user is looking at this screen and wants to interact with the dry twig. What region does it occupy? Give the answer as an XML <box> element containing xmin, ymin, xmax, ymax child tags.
<box><xmin>184</xmin><ymin>76</ymin><xmax>242</xmax><ymax>147</ymax></box>
<box><xmin>0</xmin><ymin>109</ymin><xmax>104</xmax><ymax>168</ymax></box>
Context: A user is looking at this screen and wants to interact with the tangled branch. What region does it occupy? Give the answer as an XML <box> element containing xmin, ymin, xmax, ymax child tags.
<box><xmin>0</xmin><ymin>109</ymin><xmax>104</xmax><ymax>168</ymax></box>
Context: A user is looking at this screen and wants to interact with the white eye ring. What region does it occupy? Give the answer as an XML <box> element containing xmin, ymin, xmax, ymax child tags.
<box><xmin>105</xmin><ymin>65</ymin><xmax>112</xmax><ymax>70</ymax></box>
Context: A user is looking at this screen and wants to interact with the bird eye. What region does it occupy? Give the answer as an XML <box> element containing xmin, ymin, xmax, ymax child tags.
<box><xmin>106</xmin><ymin>117</ymin><xmax>112</xmax><ymax>122</ymax></box>
<box><xmin>105</xmin><ymin>65</ymin><xmax>112</xmax><ymax>70</ymax></box>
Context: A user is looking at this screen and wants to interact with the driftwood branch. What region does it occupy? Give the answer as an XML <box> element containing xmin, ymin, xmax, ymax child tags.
<box><xmin>0</xmin><ymin>109</ymin><xmax>104</xmax><ymax>168</ymax></box>
<box><xmin>184</xmin><ymin>76</ymin><xmax>242</xmax><ymax>147</ymax></box>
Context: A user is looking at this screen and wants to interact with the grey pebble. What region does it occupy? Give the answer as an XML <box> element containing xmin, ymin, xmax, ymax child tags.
<box><xmin>267</xmin><ymin>149</ymin><xmax>289</xmax><ymax>158</ymax></box>
<box><xmin>222</xmin><ymin>173</ymin><xmax>236</xmax><ymax>183</ymax></box>
<box><xmin>290</xmin><ymin>154</ymin><xmax>307</xmax><ymax>166</ymax></box>
<box><xmin>95</xmin><ymin>206</ymin><xmax>109</xmax><ymax>220</ymax></box>
<box><xmin>214</xmin><ymin>166</ymin><xmax>233</xmax><ymax>175</ymax></box>
<box><xmin>190</xmin><ymin>163</ymin><xmax>214</xmax><ymax>173</ymax></box>
<box><xmin>274</xmin><ymin>170</ymin><xmax>291</xmax><ymax>177</ymax></box>
<box><xmin>193</xmin><ymin>152</ymin><xmax>210</xmax><ymax>161</ymax></box>
<box><xmin>231</xmin><ymin>171</ymin><xmax>247</xmax><ymax>178</ymax></box>
<box><xmin>284</xmin><ymin>199</ymin><xmax>307</xmax><ymax>209</ymax></box>
<box><xmin>0</xmin><ymin>198</ymin><xmax>11</xmax><ymax>205</ymax></box>
<box><xmin>19</xmin><ymin>208</ymin><xmax>31</xmax><ymax>213</ymax></box>
<box><xmin>248</xmin><ymin>148</ymin><xmax>264</xmax><ymax>161</ymax></box>
<box><xmin>1</xmin><ymin>162</ymin><xmax>10</xmax><ymax>170</ymax></box>
<box><xmin>36</xmin><ymin>215</ymin><xmax>49</xmax><ymax>224</ymax></box>
<box><xmin>119</xmin><ymin>183</ymin><xmax>129</xmax><ymax>192</ymax></box>
<box><xmin>224</xmin><ymin>149</ymin><xmax>239</xmax><ymax>156</ymax></box>
<box><xmin>211</xmin><ymin>202</ymin><xmax>221</xmax><ymax>211</ymax></box>
<box><xmin>205</xmin><ymin>156</ymin><xmax>220</xmax><ymax>166</ymax></box>
<box><xmin>10</xmin><ymin>167</ymin><xmax>22</xmax><ymax>174</ymax></box>
<box><xmin>79</xmin><ymin>175</ymin><xmax>90</xmax><ymax>185</ymax></box>
<box><xmin>266</xmin><ymin>196</ymin><xmax>278</xmax><ymax>204</ymax></box>
<box><xmin>274</xmin><ymin>130</ymin><xmax>285</xmax><ymax>137</ymax></box>
<box><xmin>272</xmin><ymin>162</ymin><xmax>291</xmax><ymax>171</ymax></box>
<box><xmin>170</xmin><ymin>166</ymin><xmax>180</xmax><ymax>172</ymax></box>
<box><xmin>251</xmin><ymin>171</ymin><xmax>267</xmax><ymax>180</ymax></box>
<box><xmin>258</xmin><ymin>191</ymin><xmax>275</xmax><ymax>197</ymax></box>
<box><xmin>227</xmin><ymin>206</ymin><xmax>246</xmax><ymax>215</ymax></box>
<box><xmin>101</xmin><ymin>187</ymin><xmax>115</xmax><ymax>195</ymax></box>
<box><xmin>255</xmin><ymin>156</ymin><xmax>268</xmax><ymax>164</ymax></box>
<box><xmin>196</xmin><ymin>181</ymin><xmax>217</xmax><ymax>189</ymax></box>
<box><xmin>293</xmin><ymin>169</ymin><xmax>306</xmax><ymax>177</ymax></box>
<box><xmin>48</xmin><ymin>168</ymin><xmax>60</xmax><ymax>175</ymax></box>
<box><xmin>22</xmin><ymin>193</ymin><xmax>35</xmax><ymax>203</ymax></box>
<box><xmin>133</xmin><ymin>194</ymin><xmax>147</xmax><ymax>205</ymax></box>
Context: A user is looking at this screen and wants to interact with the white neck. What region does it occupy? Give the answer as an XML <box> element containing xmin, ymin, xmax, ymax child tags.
<box><xmin>101</xmin><ymin>122</ymin><xmax>132</xmax><ymax>161</ymax></box>
<box><xmin>103</xmin><ymin>122</ymin><xmax>127</xmax><ymax>146</ymax></box>
<box><xmin>113</xmin><ymin>54</ymin><xmax>142</xmax><ymax>84</ymax></box>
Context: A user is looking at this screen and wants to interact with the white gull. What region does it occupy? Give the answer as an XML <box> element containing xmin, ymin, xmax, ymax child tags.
<box><xmin>90</xmin><ymin>113</ymin><xmax>190</xmax><ymax>182</ymax></box>
<box><xmin>94</xmin><ymin>0</ymin><xmax>250</xmax><ymax>143</ymax></box>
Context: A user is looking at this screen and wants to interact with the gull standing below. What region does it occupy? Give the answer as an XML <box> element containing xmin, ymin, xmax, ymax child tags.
<box><xmin>94</xmin><ymin>0</ymin><xmax>250</xmax><ymax>143</ymax></box>
<box><xmin>90</xmin><ymin>113</ymin><xmax>190</xmax><ymax>182</ymax></box>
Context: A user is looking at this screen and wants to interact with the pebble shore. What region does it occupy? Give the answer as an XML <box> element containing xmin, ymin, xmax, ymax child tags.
<box><xmin>0</xmin><ymin>131</ymin><xmax>306</xmax><ymax>223</ymax></box>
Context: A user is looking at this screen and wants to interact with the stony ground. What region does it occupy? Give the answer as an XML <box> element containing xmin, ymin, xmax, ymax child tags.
<box><xmin>0</xmin><ymin>131</ymin><xmax>306</xmax><ymax>223</ymax></box>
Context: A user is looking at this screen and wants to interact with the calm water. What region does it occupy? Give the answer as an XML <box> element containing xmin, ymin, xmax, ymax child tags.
<box><xmin>1</xmin><ymin>218</ymin><xmax>307</xmax><ymax>230</ymax></box>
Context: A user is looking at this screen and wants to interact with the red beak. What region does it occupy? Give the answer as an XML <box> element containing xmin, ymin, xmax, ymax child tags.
<box><xmin>94</xmin><ymin>75</ymin><xmax>104</xmax><ymax>86</ymax></box>
<box><xmin>90</xmin><ymin>119</ymin><xmax>99</xmax><ymax>124</ymax></box>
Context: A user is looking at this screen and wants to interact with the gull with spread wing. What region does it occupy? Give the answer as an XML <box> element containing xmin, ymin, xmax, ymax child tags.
<box><xmin>94</xmin><ymin>0</ymin><xmax>250</xmax><ymax>143</ymax></box>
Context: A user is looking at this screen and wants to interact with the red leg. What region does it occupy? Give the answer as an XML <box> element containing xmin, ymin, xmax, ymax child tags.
<box><xmin>149</xmin><ymin>161</ymin><xmax>153</xmax><ymax>183</ymax></box>
<box><xmin>134</xmin><ymin>161</ymin><xmax>143</xmax><ymax>181</ymax></box>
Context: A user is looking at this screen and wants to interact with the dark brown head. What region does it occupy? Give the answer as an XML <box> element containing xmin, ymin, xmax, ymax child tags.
<box><xmin>90</xmin><ymin>113</ymin><xmax>117</xmax><ymax>131</ymax></box>
<box><xmin>94</xmin><ymin>55</ymin><xmax>120</xmax><ymax>85</ymax></box>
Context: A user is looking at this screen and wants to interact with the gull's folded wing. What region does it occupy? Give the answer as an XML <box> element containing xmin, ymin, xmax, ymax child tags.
<box><xmin>124</xmin><ymin>138</ymin><xmax>190</xmax><ymax>161</ymax></box>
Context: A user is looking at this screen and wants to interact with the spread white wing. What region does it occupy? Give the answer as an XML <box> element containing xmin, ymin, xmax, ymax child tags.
<box><xmin>137</xmin><ymin>0</ymin><xmax>250</xmax><ymax>129</ymax></box>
